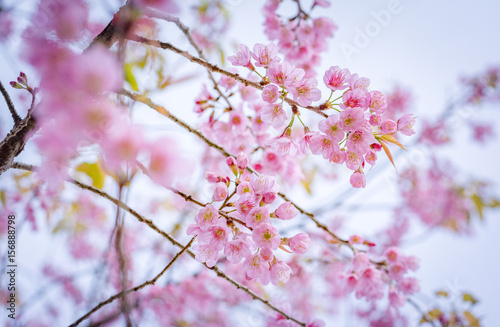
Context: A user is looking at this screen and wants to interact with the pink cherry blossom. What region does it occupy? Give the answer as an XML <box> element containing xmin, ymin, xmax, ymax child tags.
<box><xmin>262</xmin><ymin>84</ymin><xmax>280</xmax><ymax>103</ymax></box>
<box><xmin>342</xmin><ymin>89</ymin><xmax>371</xmax><ymax>109</ymax></box>
<box><xmin>243</xmin><ymin>253</ymin><xmax>267</xmax><ymax>279</ymax></box>
<box><xmin>250</xmin><ymin>174</ymin><xmax>276</xmax><ymax>195</ymax></box>
<box><xmin>350</xmin><ymin>170</ymin><xmax>366</xmax><ymax>188</ymax></box>
<box><xmin>267</xmin><ymin>62</ymin><xmax>305</xmax><ymax>88</ymax></box>
<box><xmin>309</xmin><ymin>133</ymin><xmax>339</xmax><ymax>159</ymax></box>
<box><xmin>198</xmin><ymin>219</ymin><xmax>231</xmax><ymax>251</ymax></box>
<box><xmin>290</xmin><ymin>77</ymin><xmax>322</xmax><ymax>106</ymax></box>
<box><xmin>345</xmin><ymin>151</ymin><xmax>364</xmax><ymax>170</ymax></box>
<box><xmin>227</xmin><ymin>44</ymin><xmax>254</xmax><ymax>70</ymax></box>
<box><xmin>261</xmin><ymin>103</ymin><xmax>287</xmax><ymax>128</ymax></box>
<box><xmin>349</xmin><ymin>73</ymin><xmax>371</xmax><ymax>90</ymax></box>
<box><xmin>252</xmin><ymin>223</ymin><xmax>281</xmax><ymax>250</ymax></box>
<box><xmin>193</xmin><ymin>242</ymin><xmax>220</xmax><ymax>267</ymax></box>
<box><xmin>247</xmin><ymin>207</ymin><xmax>271</xmax><ymax>228</ymax></box>
<box><xmin>339</xmin><ymin>107</ymin><xmax>366</xmax><ymax>132</ymax></box>
<box><xmin>397</xmin><ymin>114</ymin><xmax>416</xmax><ymax>136</ymax></box>
<box><xmin>365</xmin><ymin>150</ymin><xmax>377</xmax><ymax>166</ymax></box>
<box><xmin>369</xmin><ymin>90</ymin><xmax>387</xmax><ymax>114</ymax></box>
<box><xmin>235</xmin><ymin>193</ymin><xmax>258</xmax><ymax>217</ymax></box>
<box><xmin>323</xmin><ymin>66</ymin><xmax>351</xmax><ymax>91</ymax></box>
<box><xmin>213</xmin><ymin>183</ymin><xmax>228</xmax><ymax>202</ymax></box>
<box><xmin>195</xmin><ymin>205</ymin><xmax>220</xmax><ymax>231</ymax></box>
<box><xmin>275</xmin><ymin>202</ymin><xmax>298</xmax><ymax>220</ymax></box>
<box><xmin>348</xmin><ymin>235</ymin><xmax>364</xmax><ymax>245</ymax></box>
<box><xmin>318</xmin><ymin>115</ymin><xmax>345</xmax><ymax>142</ymax></box>
<box><xmin>251</xmin><ymin>43</ymin><xmax>280</xmax><ymax>68</ymax></box>
<box><xmin>270</xmin><ymin>261</ymin><xmax>293</xmax><ymax>285</ymax></box>
<box><xmin>267</xmin><ymin>133</ymin><xmax>299</xmax><ymax>157</ymax></box>
<box><xmin>224</xmin><ymin>236</ymin><xmax>253</xmax><ymax>264</ymax></box>
<box><xmin>289</xmin><ymin>233</ymin><xmax>311</xmax><ymax>254</ymax></box>
<box><xmin>381</xmin><ymin>119</ymin><xmax>398</xmax><ymax>134</ymax></box>
<box><xmin>347</xmin><ymin>129</ymin><xmax>376</xmax><ymax>155</ymax></box>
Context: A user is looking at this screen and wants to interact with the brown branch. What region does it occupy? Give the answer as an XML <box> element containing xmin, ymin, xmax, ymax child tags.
<box><xmin>127</xmin><ymin>35</ymin><xmax>328</xmax><ymax>117</ymax></box>
<box><xmin>145</xmin><ymin>9</ymin><xmax>234</xmax><ymax>110</ymax></box>
<box><xmin>13</xmin><ymin>162</ymin><xmax>306</xmax><ymax>326</ymax></box>
<box><xmin>0</xmin><ymin>80</ymin><xmax>21</xmax><ymax>124</ymax></box>
<box><xmin>68</xmin><ymin>237</ymin><xmax>196</xmax><ymax>327</ymax></box>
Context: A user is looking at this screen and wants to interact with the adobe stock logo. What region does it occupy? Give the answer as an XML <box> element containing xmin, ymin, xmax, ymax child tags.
<box><xmin>340</xmin><ymin>0</ymin><xmax>404</xmax><ymax>63</ymax></box>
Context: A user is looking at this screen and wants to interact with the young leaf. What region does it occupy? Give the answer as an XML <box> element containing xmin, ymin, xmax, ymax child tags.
<box><xmin>379</xmin><ymin>134</ymin><xmax>406</xmax><ymax>150</ymax></box>
<box><xmin>380</xmin><ymin>141</ymin><xmax>396</xmax><ymax>169</ymax></box>
<box><xmin>76</xmin><ymin>161</ymin><xmax>106</xmax><ymax>190</ymax></box>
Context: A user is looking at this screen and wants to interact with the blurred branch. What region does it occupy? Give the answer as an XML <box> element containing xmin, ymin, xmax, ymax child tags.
<box><xmin>68</xmin><ymin>237</ymin><xmax>196</xmax><ymax>327</ymax></box>
<box><xmin>0</xmin><ymin>80</ymin><xmax>21</xmax><ymax>124</ymax></box>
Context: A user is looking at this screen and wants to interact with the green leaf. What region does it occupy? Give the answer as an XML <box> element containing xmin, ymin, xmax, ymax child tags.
<box><xmin>76</xmin><ymin>161</ymin><xmax>106</xmax><ymax>190</ymax></box>
<box><xmin>124</xmin><ymin>63</ymin><xmax>139</xmax><ymax>91</ymax></box>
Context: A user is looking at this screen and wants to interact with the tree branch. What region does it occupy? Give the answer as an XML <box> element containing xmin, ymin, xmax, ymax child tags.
<box><xmin>126</xmin><ymin>34</ymin><xmax>328</xmax><ymax>117</ymax></box>
<box><xmin>0</xmin><ymin>80</ymin><xmax>21</xmax><ymax>124</ymax></box>
<box><xmin>12</xmin><ymin>162</ymin><xmax>307</xmax><ymax>327</ymax></box>
<box><xmin>68</xmin><ymin>237</ymin><xmax>196</xmax><ymax>327</ymax></box>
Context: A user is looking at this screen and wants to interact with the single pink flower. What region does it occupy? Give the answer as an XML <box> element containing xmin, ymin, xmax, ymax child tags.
<box><xmin>318</xmin><ymin>115</ymin><xmax>345</xmax><ymax>142</ymax></box>
<box><xmin>275</xmin><ymin>202</ymin><xmax>298</xmax><ymax>220</ymax></box>
<box><xmin>309</xmin><ymin>133</ymin><xmax>339</xmax><ymax>159</ymax></box>
<box><xmin>251</xmin><ymin>43</ymin><xmax>280</xmax><ymax>68</ymax></box>
<box><xmin>348</xmin><ymin>234</ymin><xmax>364</xmax><ymax>245</ymax></box>
<box><xmin>252</xmin><ymin>223</ymin><xmax>281</xmax><ymax>250</ymax></box>
<box><xmin>224</xmin><ymin>235</ymin><xmax>253</xmax><ymax>263</ymax></box>
<box><xmin>212</xmin><ymin>183</ymin><xmax>228</xmax><ymax>202</ymax></box>
<box><xmin>250</xmin><ymin>174</ymin><xmax>276</xmax><ymax>195</ymax></box>
<box><xmin>323</xmin><ymin>66</ymin><xmax>351</xmax><ymax>91</ymax></box>
<box><xmin>339</xmin><ymin>107</ymin><xmax>366</xmax><ymax>132</ymax></box>
<box><xmin>289</xmin><ymin>233</ymin><xmax>311</xmax><ymax>254</ymax></box>
<box><xmin>347</xmin><ymin>129</ymin><xmax>376</xmax><ymax>155</ymax></box>
<box><xmin>369</xmin><ymin>90</ymin><xmax>387</xmax><ymax>114</ymax></box>
<box><xmin>381</xmin><ymin>119</ymin><xmax>398</xmax><ymax>134</ymax></box>
<box><xmin>345</xmin><ymin>151</ymin><xmax>363</xmax><ymax>170</ymax></box>
<box><xmin>270</xmin><ymin>261</ymin><xmax>293</xmax><ymax>285</ymax></box>
<box><xmin>267</xmin><ymin>62</ymin><xmax>305</xmax><ymax>88</ymax></box>
<box><xmin>342</xmin><ymin>89</ymin><xmax>371</xmax><ymax>109</ymax></box>
<box><xmin>261</xmin><ymin>103</ymin><xmax>287</xmax><ymax>128</ymax></box>
<box><xmin>261</xmin><ymin>84</ymin><xmax>280</xmax><ymax>103</ymax></box>
<box><xmin>246</xmin><ymin>207</ymin><xmax>271</xmax><ymax>228</ymax></box>
<box><xmin>195</xmin><ymin>205</ymin><xmax>220</xmax><ymax>231</ymax></box>
<box><xmin>350</xmin><ymin>170</ymin><xmax>366</xmax><ymax>188</ymax></box>
<box><xmin>227</xmin><ymin>44</ymin><xmax>254</xmax><ymax>70</ymax></box>
<box><xmin>290</xmin><ymin>77</ymin><xmax>322</xmax><ymax>106</ymax></box>
<box><xmin>397</xmin><ymin>114</ymin><xmax>416</xmax><ymax>136</ymax></box>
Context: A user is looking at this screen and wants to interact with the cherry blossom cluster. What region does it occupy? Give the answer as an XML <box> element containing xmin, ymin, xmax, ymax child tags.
<box><xmin>187</xmin><ymin>153</ymin><xmax>311</xmax><ymax>285</ymax></box>
<box><xmin>17</xmin><ymin>0</ymin><xmax>182</xmax><ymax>185</ymax></box>
<box><xmin>190</xmin><ymin>0</ymin><xmax>230</xmax><ymax>53</ymax></box>
<box><xmin>222</xmin><ymin>43</ymin><xmax>416</xmax><ymax>188</ymax></box>
<box><xmin>396</xmin><ymin>160</ymin><xmax>481</xmax><ymax>234</ymax></box>
<box><xmin>262</xmin><ymin>0</ymin><xmax>337</xmax><ymax>76</ymax></box>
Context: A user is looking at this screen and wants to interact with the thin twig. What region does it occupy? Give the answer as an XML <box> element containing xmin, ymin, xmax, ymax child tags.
<box><xmin>145</xmin><ymin>9</ymin><xmax>234</xmax><ymax>110</ymax></box>
<box><xmin>68</xmin><ymin>237</ymin><xmax>196</xmax><ymax>327</ymax></box>
<box><xmin>0</xmin><ymin>80</ymin><xmax>21</xmax><ymax>124</ymax></box>
<box><xmin>407</xmin><ymin>297</ymin><xmax>438</xmax><ymax>327</ymax></box>
<box><xmin>12</xmin><ymin>162</ymin><xmax>306</xmax><ymax>327</ymax></box>
<box><xmin>127</xmin><ymin>35</ymin><xmax>328</xmax><ymax>117</ymax></box>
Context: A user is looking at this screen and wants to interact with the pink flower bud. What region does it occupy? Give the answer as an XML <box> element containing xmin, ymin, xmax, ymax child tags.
<box><xmin>369</xmin><ymin>114</ymin><xmax>382</xmax><ymax>126</ymax></box>
<box><xmin>350</xmin><ymin>170</ymin><xmax>366</xmax><ymax>188</ymax></box>
<box><xmin>275</xmin><ymin>202</ymin><xmax>298</xmax><ymax>220</ymax></box>
<box><xmin>10</xmin><ymin>81</ymin><xmax>23</xmax><ymax>89</ymax></box>
<box><xmin>289</xmin><ymin>233</ymin><xmax>311</xmax><ymax>254</ymax></box>
<box><xmin>397</xmin><ymin>114</ymin><xmax>416</xmax><ymax>136</ymax></box>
